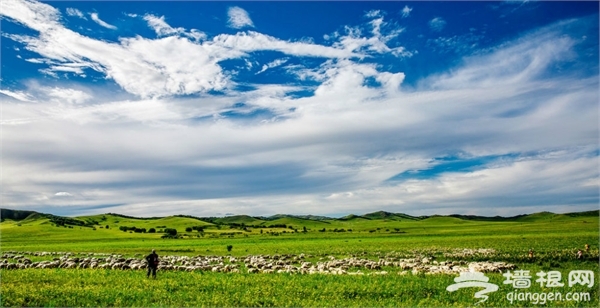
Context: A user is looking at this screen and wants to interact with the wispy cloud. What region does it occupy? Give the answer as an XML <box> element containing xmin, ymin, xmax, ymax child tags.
<box><xmin>0</xmin><ymin>89</ymin><xmax>34</xmax><ymax>102</ymax></box>
<box><xmin>365</xmin><ymin>10</ymin><xmax>382</xmax><ymax>18</ymax></box>
<box><xmin>429</xmin><ymin>17</ymin><xmax>446</xmax><ymax>32</ymax></box>
<box><xmin>144</xmin><ymin>14</ymin><xmax>185</xmax><ymax>37</ymax></box>
<box><xmin>227</xmin><ymin>6</ymin><xmax>254</xmax><ymax>29</ymax></box>
<box><xmin>256</xmin><ymin>58</ymin><xmax>289</xmax><ymax>74</ymax></box>
<box><xmin>331</xmin><ymin>14</ymin><xmax>411</xmax><ymax>58</ymax></box>
<box><xmin>427</xmin><ymin>32</ymin><xmax>484</xmax><ymax>54</ymax></box>
<box><xmin>401</xmin><ymin>6</ymin><xmax>412</xmax><ymax>18</ymax></box>
<box><xmin>66</xmin><ymin>8</ymin><xmax>85</xmax><ymax>19</ymax></box>
<box><xmin>90</xmin><ymin>12</ymin><xmax>117</xmax><ymax>30</ymax></box>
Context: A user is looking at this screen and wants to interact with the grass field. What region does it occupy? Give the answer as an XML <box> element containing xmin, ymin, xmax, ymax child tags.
<box><xmin>0</xmin><ymin>210</ymin><xmax>598</xmax><ymax>307</ymax></box>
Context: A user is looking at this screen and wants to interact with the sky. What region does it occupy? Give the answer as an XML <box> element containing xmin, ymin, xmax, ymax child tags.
<box><xmin>1</xmin><ymin>0</ymin><xmax>598</xmax><ymax>218</ymax></box>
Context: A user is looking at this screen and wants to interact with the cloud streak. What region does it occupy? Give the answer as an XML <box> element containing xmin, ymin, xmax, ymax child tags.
<box><xmin>90</xmin><ymin>12</ymin><xmax>116</xmax><ymax>30</ymax></box>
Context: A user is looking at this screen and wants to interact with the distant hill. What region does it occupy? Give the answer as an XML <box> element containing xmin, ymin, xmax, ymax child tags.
<box><xmin>443</xmin><ymin>210</ymin><xmax>599</xmax><ymax>222</ymax></box>
<box><xmin>361</xmin><ymin>211</ymin><xmax>420</xmax><ymax>221</ymax></box>
<box><xmin>1</xmin><ymin>208</ymin><xmax>91</xmax><ymax>227</ymax></box>
<box><xmin>563</xmin><ymin>210</ymin><xmax>599</xmax><ymax>217</ymax></box>
<box><xmin>1</xmin><ymin>208</ymin><xmax>597</xmax><ymax>226</ymax></box>
<box><xmin>1</xmin><ymin>208</ymin><xmax>39</xmax><ymax>221</ymax></box>
<box><xmin>214</xmin><ymin>215</ymin><xmax>265</xmax><ymax>226</ymax></box>
<box><xmin>447</xmin><ymin>214</ymin><xmax>528</xmax><ymax>222</ymax></box>
<box><xmin>262</xmin><ymin>214</ymin><xmax>333</xmax><ymax>221</ymax></box>
<box><xmin>259</xmin><ymin>216</ymin><xmax>331</xmax><ymax>228</ymax></box>
<box><xmin>338</xmin><ymin>214</ymin><xmax>367</xmax><ymax>221</ymax></box>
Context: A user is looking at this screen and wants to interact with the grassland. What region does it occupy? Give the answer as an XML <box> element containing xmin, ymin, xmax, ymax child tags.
<box><xmin>0</xmin><ymin>209</ymin><xmax>598</xmax><ymax>307</ymax></box>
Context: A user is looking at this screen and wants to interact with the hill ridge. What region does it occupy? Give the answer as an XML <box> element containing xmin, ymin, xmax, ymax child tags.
<box><xmin>1</xmin><ymin>208</ymin><xmax>598</xmax><ymax>224</ymax></box>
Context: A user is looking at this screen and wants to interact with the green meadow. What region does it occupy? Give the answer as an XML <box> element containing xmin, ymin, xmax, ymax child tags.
<box><xmin>0</xmin><ymin>209</ymin><xmax>598</xmax><ymax>307</ymax></box>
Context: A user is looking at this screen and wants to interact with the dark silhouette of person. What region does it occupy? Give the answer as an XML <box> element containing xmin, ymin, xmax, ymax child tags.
<box><xmin>145</xmin><ymin>249</ymin><xmax>159</xmax><ymax>278</ymax></box>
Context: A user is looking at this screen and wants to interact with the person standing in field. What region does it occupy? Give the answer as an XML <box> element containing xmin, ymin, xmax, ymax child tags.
<box><xmin>145</xmin><ymin>249</ymin><xmax>159</xmax><ymax>278</ymax></box>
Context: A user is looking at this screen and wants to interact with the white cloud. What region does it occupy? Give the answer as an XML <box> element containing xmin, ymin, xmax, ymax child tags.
<box><xmin>256</xmin><ymin>58</ymin><xmax>289</xmax><ymax>74</ymax></box>
<box><xmin>365</xmin><ymin>10</ymin><xmax>382</xmax><ymax>18</ymax></box>
<box><xmin>331</xmin><ymin>14</ymin><xmax>410</xmax><ymax>58</ymax></box>
<box><xmin>429</xmin><ymin>17</ymin><xmax>446</xmax><ymax>32</ymax></box>
<box><xmin>54</xmin><ymin>192</ymin><xmax>73</xmax><ymax>197</ymax></box>
<box><xmin>90</xmin><ymin>13</ymin><xmax>117</xmax><ymax>30</ymax></box>
<box><xmin>0</xmin><ymin>89</ymin><xmax>34</xmax><ymax>102</ymax></box>
<box><xmin>4</xmin><ymin>25</ymin><xmax>233</xmax><ymax>97</ymax></box>
<box><xmin>227</xmin><ymin>6</ymin><xmax>254</xmax><ymax>29</ymax></box>
<box><xmin>1</xmin><ymin>0</ymin><xmax>412</xmax><ymax>99</ymax></box>
<box><xmin>401</xmin><ymin>6</ymin><xmax>412</xmax><ymax>18</ymax></box>
<box><xmin>212</xmin><ymin>31</ymin><xmax>360</xmax><ymax>58</ymax></box>
<box><xmin>0</xmin><ymin>0</ymin><xmax>61</xmax><ymax>32</ymax></box>
<box><xmin>66</xmin><ymin>8</ymin><xmax>85</xmax><ymax>19</ymax></box>
<box><xmin>143</xmin><ymin>14</ymin><xmax>183</xmax><ymax>37</ymax></box>
<box><xmin>143</xmin><ymin>15</ymin><xmax>206</xmax><ymax>41</ymax></box>
<box><xmin>46</xmin><ymin>87</ymin><xmax>92</xmax><ymax>105</ymax></box>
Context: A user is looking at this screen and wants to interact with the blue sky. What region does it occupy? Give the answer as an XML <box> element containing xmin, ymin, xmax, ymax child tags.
<box><xmin>1</xmin><ymin>0</ymin><xmax>598</xmax><ymax>217</ymax></box>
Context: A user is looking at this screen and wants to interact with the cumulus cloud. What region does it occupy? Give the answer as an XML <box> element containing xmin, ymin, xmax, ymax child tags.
<box><xmin>227</xmin><ymin>6</ymin><xmax>254</xmax><ymax>29</ymax></box>
<box><xmin>429</xmin><ymin>17</ymin><xmax>446</xmax><ymax>32</ymax></box>
<box><xmin>90</xmin><ymin>12</ymin><xmax>116</xmax><ymax>30</ymax></box>
<box><xmin>401</xmin><ymin>6</ymin><xmax>412</xmax><ymax>18</ymax></box>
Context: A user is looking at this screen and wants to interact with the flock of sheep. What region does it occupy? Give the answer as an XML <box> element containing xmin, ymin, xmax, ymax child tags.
<box><xmin>0</xmin><ymin>249</ymin><xmax>515</xmax><ymax>275</ymax></box>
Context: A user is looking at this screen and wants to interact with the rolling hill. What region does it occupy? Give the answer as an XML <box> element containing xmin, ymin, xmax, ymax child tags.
<box><xmin>1</xmin><ymin>208</ymin><xmax>597</xmax><ymax>228</ymax></box>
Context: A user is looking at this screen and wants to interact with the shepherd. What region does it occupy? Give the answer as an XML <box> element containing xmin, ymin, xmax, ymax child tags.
<box><xmin>145</xmin><ymin>249</ymin><xmax>159</xmax><ymax>278</ymax></box>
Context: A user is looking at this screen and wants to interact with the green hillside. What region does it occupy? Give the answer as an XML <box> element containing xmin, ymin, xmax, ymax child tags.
<box><xmin>361</xmin><ymin>211</ymin><xmax>419</xmax><ymax>221</ymax></box>
<box><xmin>419</xmin><ymin>216</ymin><xmax>470</xmax><ymax>224</ymax></box>
<box><xmin>338</xmin><ymin>214</ymin><xmax>368</xmax><ymax>221</ymax></box>
<box><xmin>2</xmin><ymin>208</ymin><xmax>598</xmax><ymax>239</ymax></box>
<box><xmin>259</xmin><ymin>217</ymin><xmax>331</xmax><ymax>229</ymax></box>
<box><xmin>514</xmin><ymin>211</ymin><xmax>561</xmax><ymax>222</ymax></box>
<box><xmin>214</xmin><ymin>215</ymin><xmax>264</xmax><ymax>226</ymax></box>
<box><xmin>265</xmin><ymin>214</ymin><xmax>333</xmax><ymax>221</ymax></box>
<box><xmin>0</xmin><ymin>208</ymin><xmax>39</xmax><ymax>221</ymax></box>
